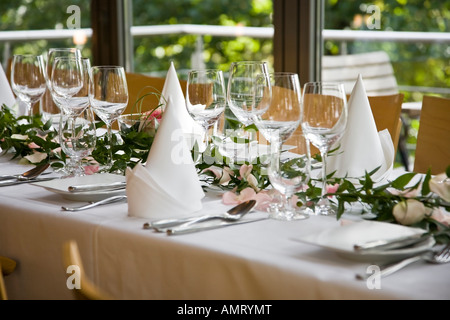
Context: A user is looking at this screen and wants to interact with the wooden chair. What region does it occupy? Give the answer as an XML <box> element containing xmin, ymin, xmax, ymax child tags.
<box><xmin>322</xmin><ymin>51</ymin><xmax>399</xmax><ymax>96</ymax></box>
<box><xmin>125</xmin><ymin>72</ymin><xmax>187</xmax><ymax>115</ymax></box>
<box><xmin>322</xmin><ymin>51</ymin><xmax>409</xmax><ymax>168</ymax></box>
<box><xmin>0</xmin><ymin>256</ymin><xmax>17</xmax><ymax>300</ymax></box>
<box><xmin>63</xmin><ymin>240</ymin><xmax>114</xmax><ymax>300</ymax></box>
<box><xmin>285</xmin><ymin>93</ymin><xmax>404</xmax><ymax>157</ymax></box>
<box><xmin>368</xmin><ymin>93</ymin><xmax>404</xmax><ymax>154</ymax></box>
<box><xmin>413</xmin><ymin>95</ymin><xmax>450</xmax><ymax>174</ymax></box>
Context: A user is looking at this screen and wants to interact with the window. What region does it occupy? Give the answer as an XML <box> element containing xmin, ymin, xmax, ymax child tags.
<box><xmin>323</xmin><ymin>0</ymin><xmax>450</xmax><ymax>102</ymax></box>
<box><xmin>0</xmin><ymin>0</ymin><xmax>92</xmax><ymax>70</ymax></box>
<box><xmin>130</xmin><ymin>0</ymin><xmax>274</xmax><ymax>78</ymax></box>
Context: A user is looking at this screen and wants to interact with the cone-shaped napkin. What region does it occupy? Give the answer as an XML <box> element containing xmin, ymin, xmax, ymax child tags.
<box><xmin>159</xmin><ymin>62</ymin><xmax>203</xmax><ymax>148</ymax></box>
<box><xmin>0</xmin><ymin>64</ymin><xmax>17</xmax><ymax>109</ymax></box>
<box><xmin>326</xmin><ymin>75</ymin><xmax>394</xmax><ymax>181</ymax></box>
<box><xmin>126</xmin><ymin>95</ymin><xmax>205</xmax><ymax>220</ymax></box>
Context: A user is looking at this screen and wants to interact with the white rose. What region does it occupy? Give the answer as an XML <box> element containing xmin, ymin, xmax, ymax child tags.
<box><xmin>393</xmin><ymin>199</ymin><xmax>432</xmax><ymax>226</ymax></box>
<box><xmin>429</xmin><ymin>173</ymin><xmax>450</xmax><ymax>202</ymax></box>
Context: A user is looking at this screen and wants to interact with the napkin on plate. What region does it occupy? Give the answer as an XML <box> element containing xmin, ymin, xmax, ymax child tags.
<box><xmin>126</xmin><ymin>95</ymin><xmax>205</xmax><ymax>220</ymax></box>
<box><xmin>159</xmin><ymin>62</ymin><xmax>203</xmax><ymax>149</ymax></box>
<box><xmin>326</xmin><ymin>74</ymin><xmax>395</xmax><ymax>182</ymax></box>
<box><xmin>0</xmin><ymin>64</ymin><xmax>17</xmax><ymax>111</ymax></box>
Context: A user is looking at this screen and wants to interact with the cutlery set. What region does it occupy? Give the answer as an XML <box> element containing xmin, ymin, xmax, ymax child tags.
<box><xmin>0</xmin><ymin>163</ymin><xmax>53</xmax><ymax>186</ymax></box>
<box><xmin>61</xmin><ymin>195</ymin><xmax>128</xmax><ymax>211</ymax></box>
<box><xmin>355</xmin><ymin>243</ymin><xmax>450</xmax><ymax>280</ymax></box>
<box><xmin>143</xmin><ymin>200</ymin><xmax>259</xmax><ymax>235</ymax></box>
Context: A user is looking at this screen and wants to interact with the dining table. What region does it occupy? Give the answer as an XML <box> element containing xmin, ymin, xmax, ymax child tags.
<box><xmin>0</xmin><ymin>155</ymin><xmax>449</xmax><ymax>301</ymax></box>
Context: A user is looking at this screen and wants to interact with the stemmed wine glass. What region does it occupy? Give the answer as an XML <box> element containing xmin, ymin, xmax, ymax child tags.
<box><xmin>51</xmin><ymin>57</ymin><xmax>84</xmax><ymax>115</ymax></box>
<box><xmin>59</xmin><ymin>106</ymin><xmax>97</xmax><ymax>177</ymax></box>
<box><xmin>10</xmin><ymin>54</ymin><xmax>46</xmax><ymax>118</ymax></box>
<box><xmin>253</xmin><ymin>72</ymin><xmax>309</xmax><ymax>220</ymax></box>
<box><xmin>301</xmin><ymin>82</ymin><xmax>348</xmax><ymax>216</ymax></box>
<box><xmin>43</xmin><ymin>48</ymin><xmax>81</xmax><ymax>127</ymax></box>
<box><xmin>186</xmin><ymin>69</ymin><xmax>226</xmax><ymax>154</ymax></box>
<box><xmin>227</xmin><ymin>61</ymin><xmax>271</xmax><ymax>162</ymax></box>
<box><xmin>89</xmin><ymin>66</ymin><xmax>128</xmax><ymax>172</ymax></box>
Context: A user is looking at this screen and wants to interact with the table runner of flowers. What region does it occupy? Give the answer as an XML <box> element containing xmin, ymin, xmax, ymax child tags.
<box><xmin>1</xmin><ymin>104</ymin><xmax>449</xmax><ymax>244</ymax></box>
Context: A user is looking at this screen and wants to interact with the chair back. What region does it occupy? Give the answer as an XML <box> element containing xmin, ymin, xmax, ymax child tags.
<box><xmin>322</xmin><ymin>51</ymin><xmax>399</xmax><ymax>96</ymax></box>
<box><xmin>63</xmin><ymin>240</ymin><xmax>113</xmax><ymax>300</ymax></box>
<box><xmin>125</xmin><ymin>72</ymin><xmax>187</xmax><ymax>115</ymax></box>
<box><xmin>0</xmin><ymin>256</ymin><xmax>17</xmax><ymax>300</ymax></box>
<box><xmin>414</xmin><ymin>95</ymin><xmax>450</xmax><ymax>174</ymax></box>
<box><xmin>286</xmin><ymin>93</ymin><xmax>404</xmax><ymax>157</ymax></box>
<box><xmin>368</xmin><ymin>94</ymin><xmax>404</xmax><ymax>153</ymax></box>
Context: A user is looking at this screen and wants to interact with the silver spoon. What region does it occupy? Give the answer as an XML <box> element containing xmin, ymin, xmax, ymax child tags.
<box><xmin>0</xmin><ymin>163</ymin><xmax>50</xmax><ymax>181</ymax></box>
<box><xmin>61</xmin><ymin>195</ymin><xmax>127</xmax><ymax>212</ymax></box>
<box><xmin>145</xmin><ymin>199</ymin><xmax>257</xmax><ymax>231</ymax></box>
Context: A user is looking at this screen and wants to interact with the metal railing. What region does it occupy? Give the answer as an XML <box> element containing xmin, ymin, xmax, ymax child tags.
<box><xmin>1</xmin><ymin>25</ymin><xmax>449</xmax><ymax>94</ymax></box>
<box><xmin>2</xmin><ymin>25</ymin><xmax>449</xmax><ymax>42</ymax></box>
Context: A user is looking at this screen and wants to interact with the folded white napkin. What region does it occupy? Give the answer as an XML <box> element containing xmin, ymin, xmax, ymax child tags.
<box><xmin>160</xmin><ymin>62</ymin><xmax>203</xmax><ymax>148</ymax></box>
<box><xmin>0</xmin><ymin>64</ymin><xmax>17</xmax><ymax>110</ymax></box>
<box><xmin>126</xmin><ymin>95</ymin><xmax>205</xmax><ymax>220</ymax></box>
<box><xmin>326</xmin><ymin>74</ymin><xmax>394</xmax><ymax>181</ymax></box>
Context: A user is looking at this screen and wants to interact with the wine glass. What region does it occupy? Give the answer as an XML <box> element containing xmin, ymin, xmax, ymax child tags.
<box><xmin>42</xmin><ymin>48</ymin><xmax>81</xmax><ymax>127</ymax></box>
<box><xmin>10</xmin><ymin>54</ymin><xmax>46</xmax><ymax>118</ymax></box>
<box><xmin>253</xmin><ymin>72</ymin><xmax>301</xmax><ymax>146</ymax></box>
<box><xmin>227</xmin><ymin>61</ymin><xmax>271</xmax><ymax>162</ymax></box>
<box><xmin>301</xmin><ymin>82</ymin><xmax>348</xmax><ymax>216</ymax></box>
<box><xmin>59</xmin><ymin>107</ymin><xmax>97</xmax><ymax>177</ymax></box>
<box><xmin>267</xmin><ymin>133</ymin><xmax>311</xmax><ymax>221</ymax></box>
<box><xmin>253</xmin><ymin>72</ymin><xmax>309</xmax><ymax>220</ymax></box>
<box><xmin>51</xmin><ymin>57</ymin><xmax>84</xmax><ymax>116</ymax></box>
<box><xmin>186</xmin><ymin>69</ymin><xmax>226</xmax><ymax>154</ymax></box>
<box><xmin>89</xmin><ymin>66</ymin><xmax>128</xmax><ymax>172</ymax></box>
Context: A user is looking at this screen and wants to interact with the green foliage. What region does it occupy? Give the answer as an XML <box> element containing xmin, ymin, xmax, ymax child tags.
<box><xmin>0</xmin><ymin>104</ymin><xmax>60</xmax><ymax>165</ymax></box>
<box><xmin>131</xmin><ymin>0</ymin><xmax>274</xmax><ymax>75</ymax></box>
<box><xmin>324</xmin><ymin>0</ymin><xmax>450</xmax><ymax>102</ymax></box>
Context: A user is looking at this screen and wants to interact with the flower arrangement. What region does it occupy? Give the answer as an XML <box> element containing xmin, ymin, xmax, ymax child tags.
<box><xmin>92</xmin><ymin>89</ymin><xmax>165</xmax><ymax>173</ymax></box>
<box><xmin>196</xmin><ymin>141</ymin><xmax>450</xmax><ymax>244</ymax></box>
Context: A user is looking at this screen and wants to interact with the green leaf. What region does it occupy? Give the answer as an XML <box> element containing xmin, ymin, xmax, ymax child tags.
<box><xmin>391</xmin><ymin>172</ymin><xmax>418</xmax><ymax>189</ymax></box>
<box><xmin>421</xmin><ymin>168</ymin><xmax>432</xmax><ymax>196</ymax></box>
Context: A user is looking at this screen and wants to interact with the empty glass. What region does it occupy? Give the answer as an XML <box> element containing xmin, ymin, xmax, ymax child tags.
<box><xmin>89</xmin><ymin>66</ymin><xmax>128</xmax><ymax>172</ymax></box>
<box><xmin>42</xmin><ymin>48</ymin><xmax>81</xmax><ymax>128</ymax></box>
<box><xmin>51</xmin><ymin>57</ymin><xmax>84</xmax><ymax>115</ymax></box>
<box><xmin>301</xmin><ymin>82</ymin><xmax>348</xmax><ymax>216</ymax></box>
<box><xmin>226</xmin><ymin>61</ymin><xmax>271</xmax><ymax>162</ymax></box>
<box><xmin>186</xmin><ymin>69</ymin><xmax>226</xmax><ymax>152</ymax></box>
<box><xmin>10</xmin><ymin>54</ymin><xmax>46</xmax><ymax>118</ymax></box>
<box><xmin>268</xmin><ymin>133</ymin><xmax>311</xmax><ymax>220</ymax></box>
<box><xmin>256</xmin><ymin>73</ymin><xmax>309</xmax><ymax>220</ymax></box>
<box><xmin>59</xmin><ymin>107</ymin><xmax>97</xmax><ymax>177</ymax></box>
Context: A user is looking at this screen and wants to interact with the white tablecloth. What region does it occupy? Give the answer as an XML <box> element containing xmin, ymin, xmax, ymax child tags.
<box><xmin>0</xmin><ymin>157</ymin><xmax>449</xmax><ymax>300</ymax></box>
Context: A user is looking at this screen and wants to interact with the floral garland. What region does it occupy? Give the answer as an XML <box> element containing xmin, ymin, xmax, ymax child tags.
<box><xmin>196</xmin><ymin>141</ymin><xmax>450</xmax><ymax>244</ymax></box>
<box><xmin>1</xmin><ymin>103</ymin><xmax>449</xmax><ymax>244</ymax></box>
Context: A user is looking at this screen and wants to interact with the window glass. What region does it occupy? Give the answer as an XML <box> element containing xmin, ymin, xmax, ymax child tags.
<box><xmin>131</xmin><ymin>0</ymin><xmax>274</xmax><ymax>78</ymax></box>
<box><xmin>0</xmin><ymin>0</ymin><xmax>92</xmax><ymax>69</ymax></box>
<box><xmin>323</xmin><ymin>0</ymin><xmax>450</xmax><ymax>103</ymax></box>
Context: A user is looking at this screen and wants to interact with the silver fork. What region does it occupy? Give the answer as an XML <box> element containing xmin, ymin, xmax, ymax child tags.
<box><xmin>356</xmin><ymin>243</ymin><xmax>450</xmax><ymax>280</ymax></box>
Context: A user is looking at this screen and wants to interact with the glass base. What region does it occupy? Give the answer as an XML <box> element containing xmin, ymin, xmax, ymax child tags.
<box><xmin>268</xmin><ymin>205</ymin><xmax>310</xmax><ymax>221</ymax></box>
<box><xmin>313</xmin><ymin>198</ymin><xmax>337</xmax><ymax>216</ymax></box>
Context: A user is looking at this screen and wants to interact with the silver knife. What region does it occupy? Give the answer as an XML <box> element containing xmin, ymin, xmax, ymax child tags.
<box><xmin>353</xmin><ymin>233</ymin><xmax>432</xmax><ymax>252</ymax></box>
<box><xmin>68</xmin><ymin>181</ymin><xmax>126</xmax><ymax>192</ymax></box>
<box><xmin>163</xmin><ymin>218</ymin><xmax>267</xmax><ymax>235</ymax></box>
<box><xmin>0</xmin><ymin>176</ymin><xmax>57</xmax><ymax>187</ymax></box>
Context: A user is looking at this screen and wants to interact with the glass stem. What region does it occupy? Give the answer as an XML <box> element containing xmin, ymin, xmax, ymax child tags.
<box><xmin>320</xmin><ymin>150</ymin><xmax>328</xmax><ymax>199</ymax></box>
<box><xmin>26</xmin><ymin>101</ymin><xmax>33</xmax><ymax>119</ymax></box>
<box><xmin>106</xmin><ymin>125</ymin><xmax>113</xmax><ymax>168</ymax></box>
